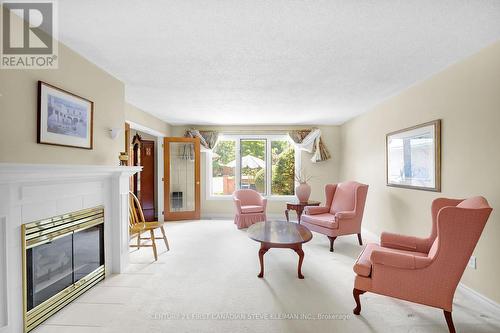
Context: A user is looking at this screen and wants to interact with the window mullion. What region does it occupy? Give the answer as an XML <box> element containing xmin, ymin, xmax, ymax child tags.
<box><xmin>266</xmin><ymin>138</ymin><xmax>271</xmax><ymax>196</ymax></box>
<box><xmin>207</xmin><ymin>150</ymin><xmax>213</xmax><ymax>197</ymax></box>
<box><xmin>294</xmin><ymin>145</ymin><xmax>301</xmax><ymax>193</ymax></box>
<box><xmin>236</xmin><ymin>138</ymin><xmax>241</xmax><ymax>190</ymax></box>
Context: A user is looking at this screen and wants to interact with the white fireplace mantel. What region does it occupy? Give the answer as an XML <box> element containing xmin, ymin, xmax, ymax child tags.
<box><xmin>0</xmin><ymin>163</ymin><xmax>141</xmax><ymax>333</ymax></box>
<box><xmin>0</xmin><ymin>163</ymin><xmax>141</xmax><ymax>182</ymax></box>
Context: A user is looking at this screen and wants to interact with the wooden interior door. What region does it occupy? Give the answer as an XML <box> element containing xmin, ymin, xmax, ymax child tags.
<box><xmin>140</xmin><ymin>140</ymin><xmax>156</xmax><ymax>221</ymax></box>
<box><xmin>164</xmin><ymin>137</ymin><xmax>201</xmax><ymax>221</ymax></box>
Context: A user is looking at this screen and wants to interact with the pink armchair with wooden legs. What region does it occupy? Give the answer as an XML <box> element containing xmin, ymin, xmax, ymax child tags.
<box><xmin>233</xmin><ymin>189</ymin><xmax>267</xmax><ymax>229</ymax></box>
<box><xmin>301</xmin><ymin>181</ymin><xmax>369</xmax><ymax>252</ymax></box>
<box><xmin>352</xmin><ymin>197</ymin><xmax>493</xmax><ymax>333</ymax></box>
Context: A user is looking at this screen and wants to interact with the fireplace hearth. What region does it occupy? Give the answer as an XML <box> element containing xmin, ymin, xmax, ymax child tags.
<box><xmin>22</xmin><ymin>206</ymin><xmax>105</xmax><ymax>333</ymax></box>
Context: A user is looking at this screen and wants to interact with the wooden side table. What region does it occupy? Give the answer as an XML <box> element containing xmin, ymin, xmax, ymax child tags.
<box><xmin>285</xmin><ymin>201</ymin><xmax>321</xmax><ymax>224</ymax></box>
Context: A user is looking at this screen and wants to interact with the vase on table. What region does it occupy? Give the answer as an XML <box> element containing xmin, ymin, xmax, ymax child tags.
<box><xmin>295</xmin><ymin>183</ymin><xmax>311</xmax><ymax>203</ymax></box>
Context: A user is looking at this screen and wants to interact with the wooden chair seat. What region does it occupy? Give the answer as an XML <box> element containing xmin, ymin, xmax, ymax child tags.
<box><xmin>130</xmin><ymin>221</ymin><xmax>164</xmax><ymax>234</ymax></box>
<box><xmin>129</xmin><ymin>192</ymin><xmax>170</xmax><ymax>260</ymax></box>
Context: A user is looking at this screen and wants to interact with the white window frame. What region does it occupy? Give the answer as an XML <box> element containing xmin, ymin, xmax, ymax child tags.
<box><xmin>206</xmin><ymin>133</ymin><xmax>301</xmax><ymax>201</ymax></box>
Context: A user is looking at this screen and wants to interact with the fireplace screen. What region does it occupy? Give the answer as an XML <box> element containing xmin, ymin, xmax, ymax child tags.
<box><xmin>22</xmin><ymin>206</ymin><xmax>105</xmax><ymax>332</ymax></box>
<box><xmin>26</xmin><ymin>224</ymin><xmax>104</xmax><ymax>310</ymax></box>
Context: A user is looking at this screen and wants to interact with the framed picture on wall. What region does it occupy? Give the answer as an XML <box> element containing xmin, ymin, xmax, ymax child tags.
<box><xmin>37</xmin><ymin>81</ymin><xmax>94</xmax><ymax>149</ymax></box>
<box><xmin>386</xmin><ymin>119</ymin><xmax>441</xmax><ymax>192</ymax></box>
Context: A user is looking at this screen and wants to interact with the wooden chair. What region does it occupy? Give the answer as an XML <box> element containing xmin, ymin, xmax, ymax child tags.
<box><xmin>129</xmin><ymin>191</ymin><xmax>169</xmax><ymax>260</ymax></box>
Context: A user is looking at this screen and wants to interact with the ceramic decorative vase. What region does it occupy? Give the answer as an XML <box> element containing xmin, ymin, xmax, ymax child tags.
<box><xmin>295</xmin><ymin>183</ymin><xmax>311</xmax><ymax>203</ymax></box>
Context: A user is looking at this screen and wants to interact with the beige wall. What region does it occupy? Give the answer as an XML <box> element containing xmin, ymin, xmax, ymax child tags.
<box><xmin>125</xmin><ymin>103</ymin><xmax>171</xmax><ymax>136</ymax></box>
<box><xmin>0</xmin><ymin>12</ymin><xmax>170</xmax><ymax>166</ymax></box>
<box><xmin>170</xmin><ymin>125</ymin><xmax>341</xmax><ymax>217</ymax></box>
<box><xmin>340</xmin><ymin>41</ymin><xmax>500</xmax><ymax>303</ymax></box>
<box><xmin>0</xmin><ymin>43</ymin><xmax>125</xmax><ymax>165</ymax></box>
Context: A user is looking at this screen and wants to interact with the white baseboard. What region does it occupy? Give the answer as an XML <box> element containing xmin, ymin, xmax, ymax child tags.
<box><xmin>201</xmin><ymin>213</ymin><xmax>284</xmax><ymax>220</ymax></box>
<box><xmin>458</xmin><ymin>283</ymin><xmax>500</xmax><ymax>314</ymax></box>
<box><xmin>201</xmin><ymin>213</ymin><xmax>232</xmax><ymax>220</ymax></box>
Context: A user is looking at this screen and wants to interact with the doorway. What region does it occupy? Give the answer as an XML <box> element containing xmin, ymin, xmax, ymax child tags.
<box><xmin>164</xmin><ymin>137</ymin><xmax>201</xmax><ymax>221</ymax></box>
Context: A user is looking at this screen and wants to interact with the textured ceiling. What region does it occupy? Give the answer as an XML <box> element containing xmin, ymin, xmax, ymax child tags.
<box><xmin>58</xmin><ymin>1</ymin><xmax>500</xmax><ymax>125</ymax></box>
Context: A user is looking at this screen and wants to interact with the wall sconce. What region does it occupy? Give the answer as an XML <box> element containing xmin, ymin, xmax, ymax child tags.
<box><xmin>109</xmin><ymin>127</ymin><xmax>122</xmax><ymax>139</ymax></box>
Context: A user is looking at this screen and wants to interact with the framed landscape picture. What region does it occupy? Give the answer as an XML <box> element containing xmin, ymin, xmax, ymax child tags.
<box><xmin>386</xmin><ymin>120</ymin><xmax>441</xmax><ymax>192</ymax></box>
<box><xmin>37</xmin><ymin>81</ymin><xmax>94</xmax><ymax>149</ymax></box>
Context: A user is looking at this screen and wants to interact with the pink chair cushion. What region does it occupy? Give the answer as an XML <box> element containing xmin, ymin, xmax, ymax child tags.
<box><xmin>301</xmin><ymin>213</ymin><xmax>338</xmax><ymax>229</ymax></box>
<box><xmin>330</xmin><ymin>182</ymin><xmax>357</xmax><ymax>214</ymax></box>
<box><xmin>354</xmin><ymin>243</ymin><xmax>428</xmax><ymax>277</ymax></box>
<box><xmin>241</xmin><ymin>205</ymin><xmax>264</xmax><ymax>214</ymax></box>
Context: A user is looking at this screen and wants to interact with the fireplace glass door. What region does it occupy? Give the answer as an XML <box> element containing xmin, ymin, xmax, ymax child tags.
<box><xmin>26</xmin><ymin>224</ymin><xmax>104</xmax><ymax>311</ymax></box>
<box><xmin>27</xmin><ymin>234</ymin><xmax>73</xmax><ymax>310</ymax></box>
<box><xmin>74</xmin><ymin>224</ymin><xmax>104</xmax><ymax>282</ymax></box>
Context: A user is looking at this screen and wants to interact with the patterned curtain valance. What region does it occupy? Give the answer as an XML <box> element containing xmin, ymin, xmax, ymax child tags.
<box><xmin>288</xmin><ymin>128</ymin><xmax>331</xmax><ymax>162</ymax></box>
<box><xmin>184</xmin><ymin>129</ymin><xmax>219</xmax><ymax>151</ymax></box>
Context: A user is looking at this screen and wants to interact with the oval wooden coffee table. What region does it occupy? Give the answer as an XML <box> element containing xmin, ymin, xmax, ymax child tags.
<box><xmin>247</xmin><ymin>221</ymin><xmax>313</xmax><ymax>279</ymax></box>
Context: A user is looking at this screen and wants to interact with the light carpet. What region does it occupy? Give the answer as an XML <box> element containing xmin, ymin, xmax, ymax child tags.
<box><xmin>35</xmin><ymin>220</ymin><xmax>500</xmax><ymax>333</ymax></box>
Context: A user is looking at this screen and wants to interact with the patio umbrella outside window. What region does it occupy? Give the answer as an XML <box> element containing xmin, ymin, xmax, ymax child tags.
<box><xmin>225</xmin><ymin>155</ymin><xmax>265</xmax><ymax>169</ymax></box>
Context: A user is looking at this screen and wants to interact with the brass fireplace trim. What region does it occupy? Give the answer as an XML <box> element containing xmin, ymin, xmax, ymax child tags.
<box><xmin>22</xmin><ymin>206</ymin><xmax>105</xmax><ymax>333</ymax></box>
<box><xmin>24</xmin><ymin>206</ymin><xmax>104</xmax><ymax>249</ymax></box>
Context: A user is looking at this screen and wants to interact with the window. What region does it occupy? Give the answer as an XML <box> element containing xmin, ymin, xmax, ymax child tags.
<box><xmin>208</xmin><ymin>134</ymin><xmax>299</xmax><ymax>198</ymax></box>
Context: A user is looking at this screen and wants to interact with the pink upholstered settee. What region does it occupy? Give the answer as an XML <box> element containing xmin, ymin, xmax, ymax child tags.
<box><xmin>352</xmin><ymin>197</ymin><xmax>493</xmax><ymax>333</ymax></box>
<box><xmin>233</xmin><ymin>189</ymin><xmax>267</xmax><ymax>229</ymax></box>
<box><xmin>301</xmin><ymin>181</ymin><xmax>369</xmax><ymax>252</ymax></box>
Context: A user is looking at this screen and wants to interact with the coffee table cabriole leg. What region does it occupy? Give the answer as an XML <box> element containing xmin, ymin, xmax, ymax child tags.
<box><xmin>258</xmin><ymin>243</ymin><xmax>269</xmax><ymax>278</ymax></box>
<box><xmin>293</xmin><ymin>245</ymin><xmax>305</xmax><ymax>279</ymax></box>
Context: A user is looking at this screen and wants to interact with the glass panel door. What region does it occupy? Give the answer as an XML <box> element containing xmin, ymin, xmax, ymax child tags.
<box><xmin>164</xmin><ymin>137</ymin><xmax>200</xmax><ymax>220</ymax></box>
<box><xmin>169</xmin><ymin>142</ymin><xmax>195</xmax><ymax>212</ymax></box>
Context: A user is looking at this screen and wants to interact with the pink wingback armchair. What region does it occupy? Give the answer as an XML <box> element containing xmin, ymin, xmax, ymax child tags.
<box><xmin>233</xmin><ymin>189</ymin><xmax>267</xmax><ymax>229</ymax></box>
<box><xmin>301</xmin><ymin>181</ymin><xmax>369</xmax><ymax>252</ymax></box>
<box><xmin>352</xmin><ymin>197</ymin><xmax>493</xmax><ymax>333</ymax></box>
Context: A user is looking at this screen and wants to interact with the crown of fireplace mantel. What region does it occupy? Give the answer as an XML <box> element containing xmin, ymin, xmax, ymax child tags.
<box><xmin>0</xmin><ymin>163</ymin><xmax>142</xmax><ymax>183</ymax></box>
<box><xmin>0</xmin><ymin>162</ymin><xmax>142</xmax><ymax>333</ymax></box>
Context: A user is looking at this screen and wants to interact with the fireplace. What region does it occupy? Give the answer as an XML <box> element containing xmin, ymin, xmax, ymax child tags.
<box><xmin>22</xmin><ymin>206</ymin><xmax>105</xmax><ymax>332</ymax></box>
<box><xmin>0</xmin><ymin>163</ymin><xmax>141</xmax><ymax>333</ymax></box>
